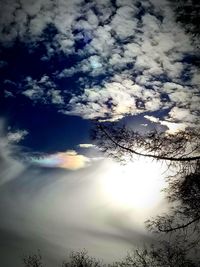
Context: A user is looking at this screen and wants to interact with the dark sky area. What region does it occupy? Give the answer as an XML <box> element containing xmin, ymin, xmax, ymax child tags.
<box><xmin>0</xmin><ymin>0</ymin><xmax>199</xmax><ymax>266</ymax></box>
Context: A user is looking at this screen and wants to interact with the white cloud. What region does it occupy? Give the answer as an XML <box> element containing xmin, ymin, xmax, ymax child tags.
<box><xmin>144</xmin><ymin>115</ymin><xmax>160</xmax><ymax>123</ymax></box>
<box><xmin>31</xmin><ymin>150</ymin><xmax>91</xmax><ymax>170</ymax></box>
<box><xmin>59</xmin><ymin>0</ymin><xmax>198</xmax><ymax>123</ymax></box>
<box><xmin>48</xmin><ymin>90</ymin><xmax>64</xmax><ymax>105</ymax></box>
<box><xmin>0</xmin><ymin>0</ymin><xmax>81</xmax><ymax>51</ymax></box>
<box><xmin>63</xmin><ymin>78</ymin><xmax>164</xmax><ymax>121</ymax></box>
<box><xmin>7</xmin><ymin>130</ymin><xmax>28</xmax><ymax>143</ymax></box>
<box><xmin>168</xmin><ymin>107</ymin><xmax>198</xmax><ymax>124</ymax></box>
<box><xmin>22</xmin><ymin>75</ymin><xmax>64</xmax><ymax>105</ymax></box>
<box><xmin>0</xmin><ymin>120</ymin><xmax>26</xmax><ymax>186</ymax></box>
<box><xmin>78</xmin><ymin>144</ymin><xmax>96</xmax><ymax>148</ymax></box>
<box><xmin>87</xmin><ymin>25</ymin><xmax>115</xmax><ymax>57</ymax></box>
<box><xmin>1</xmin><ymin>0</ymin><xmax>199</xmax><ymax>126</ymax></box>
<box><xmin>191</xmin><ymin>69</ymin><xmax>200</xmax><ymax>85</ymax></box>
<box><xmin>144</xmin><ymin>114</ymin><xmax>190</xmax><ymax>134</ymax></box>
<box><xmin>111</xmin><ymin>5</ymin><xmax>138</xmax><ymax>40</ymax></box>
<box><xmin>0</xmin><ymin>152</ymin><xmax>159</xmax><ymax>266</ymax></box>
<box><xmin>160</xmin><ymin>120</ymin><xmax>187</xmax><ymax>134</ymax></box>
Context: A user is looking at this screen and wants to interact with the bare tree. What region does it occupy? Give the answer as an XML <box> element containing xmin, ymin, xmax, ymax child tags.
<box><xmin>146</xmin><ymin>161</ymin><xmax>200</xmax><ymax>235</ymax></box>
<box><xmin>62</xmin><ymin>249</ymin><xmax>104</xmax><ymax>267</ymax></box>
<box><xmin>22</xmin><ymin>250</ymin><xmax>44</xmax><ymax>267</ymax></box>
<box><xmin>110</xmin><ymin>239</ymin><xmax>200</xmax><ymax>267</ymax></box>
<box><xmin>92</xmin><ymin>124</ymin><xmax>200</xmax><ymax>162</ymax></box>
<box><xmin>21</xmin><ymin>244</ymin><xmax>199</xmax><ymax>267</ymax></box>
<box><xmin>92</xmin><ymin>123</ymin><xmax>200</xmax><ymax>233</ymax></box>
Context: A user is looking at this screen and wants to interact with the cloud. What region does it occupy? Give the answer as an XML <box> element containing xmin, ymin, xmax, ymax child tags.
<box><xmin>7</xmin><ymin>130</ymin><xmax>28</xmax><ymax>143</ymax></box>
<box><xmin>30</xmin><ymin>150</ymin><xmax>91</xmax><ymax>170</ymax></box>
<box><xmin>58</xmin><ymin>55</ymin><xmax>106</xmax><ymax>78</ymax></box>
<box><xmin>0</xmin><ymin>121</ymin><xmax>26</xmax><ymax>186</ymax></box>
<box><xmin>144</xmin><ymin>115</ymin><xmax>160</xmax><ymax>123</ymax></box>
<box><xmin>22</xmin><ymin>75</ymin><xmax>64</xmax><ymax>105</ymax></box>
<box><xmin>110</xmin><ymin>5</ymin><xmax>138</xmax><ymax>40</ymax></box>
<box><xmin>5</xmin><ymin>90</ymin><xmax>14</xmax><ymax>98</ymax></box>
<box><xmin>59</xmin><ymin>0</ymin><xmax>198</xmax><ymax>124</ymax></box>
<box><xmin>144</xmin><ymin>114</ymin><xmax>188</xmax><ymax>134</ymax></box>
<box><xmin>48</xmin><ymin>89</ymin><xmax>65</xmax><ymax>104</ymax></box>
<box><xmin>0</xmin><ymin>138</ymin><xmax>159</xmax><ymax>266</ymax></box>
<box><xmin>168</xmin><ymin>107</ymin><xmax>199</xmax><ymax>124</ymax></box>
<box><xmin>0</xmin><ymin>118</ymin><xmax>169</xmax><ymax>266</ymax></box>
<box><xmin>160</xmin><ymin>120</ymin><xmax>187</xmax><ymax>134</ymax></box>
<box><xmin>1</xmin><ymin>0</ymin><xmax>199</xmax><ymax>126</ymax></box>
<box><xmin>0</xmin><ymin>0</ymin><xmax>81</xmax><ymax>51</ymax></box>
<box><xmin>63</xmin><ymin>78</ymin><xmax>162</xmax><ymax>121</ymax></box>
<box><xmin>78</xmin><ymin>144</ymin><xmax>96</xmax><ymax>148</ymax></box>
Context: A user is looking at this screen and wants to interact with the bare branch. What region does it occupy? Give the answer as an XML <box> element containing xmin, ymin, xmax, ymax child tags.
<box><xmin>96</xmin><ymin>124</ymin><xmax>200</xmax><ymax>162</ymax></box>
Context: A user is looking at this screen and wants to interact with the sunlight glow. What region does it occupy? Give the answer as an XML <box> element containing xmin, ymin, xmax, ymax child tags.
<box><xmin>100</xmin><ymin>159</ymin><xmax>166</xmax><ymax>212</ymax></box>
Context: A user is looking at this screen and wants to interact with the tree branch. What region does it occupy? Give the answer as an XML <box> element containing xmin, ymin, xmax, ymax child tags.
<box><xmin>158</xmin><ymin>216</ymin><xmax>200</xmax><ymax>233</ymax></box>
<box><xmin>98</xmin><ymin>125</ymin><xmax>200</xmax><ymax>162</ymax></box>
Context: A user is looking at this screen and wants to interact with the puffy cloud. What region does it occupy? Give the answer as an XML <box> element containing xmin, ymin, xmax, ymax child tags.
<box><xmin>22</xmin><ymin>76</ymin><xmax>64</xmax><ymax>105</ymax></box>
<box><xmin>144</xmin><ymin>114</ymin><xmax>192</xmax><ymax>134</ymax></box>
<box><xmin>48</xmin><ymin>89</ymin><xmax>65</xmax><ymax>105</ymax></box>
<box><xmin>7</xmin><ymin>130</ymin><xmax>28</xmax><ymax>143</ymax></box>
<box><xmin>88</xmin><ymin>25</ymin><xmax>115</xmax><ymax>56</ymax></box>
<box><xmin>110</xmin><ymin>6</ymin><xmax>138</xmax><ymax>40</ymax></box>
<box><xmin>63</xmin><ymin>79</ymin><xmax>162</xmax><ymax>121</ymax></box>
<box><xmin>0</xmin><ymin>0</ymin><xmax>81</xmax><ymax>50</ymax></box>
<box><xmin>58</xmin><ymin>0</ymin><xmax>198</xmax><ymax>123</ymax></box>
<box><xmin>1</xmin><ymin>0</ymin><xmax>199</xmax><ymax>126</ymax></box>
<box><xmin>168</xmin><ymin>107</ymin><xmax>199</xmax><ymax>124</ymax></box>
<box><xmin>159</xmin><ymin>120</ymin><xmax>187</xmax><ymax>134</ymax></box>
<box><xmin>58</xmin><ymin>55</ymin><xmax>106</xmax><ymax>78</ymax></box>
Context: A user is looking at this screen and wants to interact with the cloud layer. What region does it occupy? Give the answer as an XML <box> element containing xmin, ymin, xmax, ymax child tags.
<box><xmin>2</xmin><ymin>0</ymin><xmax>199</xmax><ymax>131</ymax></box>
<box><xmin>0</xmin><ymin>124</ymin><xmax>161</xmax><ymax>267</ymax></box>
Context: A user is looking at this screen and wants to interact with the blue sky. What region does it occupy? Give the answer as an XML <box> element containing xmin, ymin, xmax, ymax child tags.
<box><xmin>0</xmin><ymin>0</ymin><xmax>200</xmax><ymax>266</ymax></box>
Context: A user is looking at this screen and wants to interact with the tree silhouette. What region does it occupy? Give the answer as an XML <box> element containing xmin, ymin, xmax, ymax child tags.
<box><xmin>62</xmin><ymin>249</ymin><xmax>104</xmax><ymax>267</ymax></box>
<box><xmin>146</xmin><ymin>161</ymin><xmax>200</xmax><ymax>234</ymax></box>
<box><xmin>22</xmin><ymin>249</ymin><xmax>104</xmax><ymax>267</ymax></box>
<box><xmin>92</xmin><ymin>123</ymin><xmax>200</xmax><ymax>233</ymax></box>
<box><xmin>93</xmin><ymin>124</ymin><xmax>200</xmax><ymax>162</ymax></box>
<box><xmin>110</xmin><ymin>239</ymin><xmax>200</xmax><ymax>267</ymax></box>
<box><xmin>22</xmin><ymin>244</ymin><xmax>200</xmax><ymax>267</ymax></box>
<box><xmin>22</xmin><ymin>250</ymin><xmax>43</xmax><ymax>267</ymax></box>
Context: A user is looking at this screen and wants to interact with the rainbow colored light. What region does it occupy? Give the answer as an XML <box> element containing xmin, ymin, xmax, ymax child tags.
<box><xmin>30</xmin><ymin>151</ymin><xmax>90</xmax><ymax>170</ymax></box>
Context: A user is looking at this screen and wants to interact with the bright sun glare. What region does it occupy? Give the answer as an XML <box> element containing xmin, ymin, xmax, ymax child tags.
<box><xmin>100</xmin><ymin>159</ymin><xmax>166</xmax><ymax>212</ymax></box>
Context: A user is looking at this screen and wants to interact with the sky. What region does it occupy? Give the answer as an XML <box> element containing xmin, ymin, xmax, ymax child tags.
<box><xmin>0</xmin><ymin>0</ymin><xmax>200</xmax><ymax>266</ymax></box>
